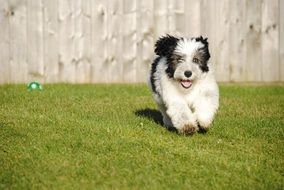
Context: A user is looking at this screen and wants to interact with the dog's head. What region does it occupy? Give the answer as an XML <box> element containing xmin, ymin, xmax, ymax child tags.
<box><xmin>155</xmin><ymin>35</ymin><xmax>210</xmax><ymax>89</ymax></box>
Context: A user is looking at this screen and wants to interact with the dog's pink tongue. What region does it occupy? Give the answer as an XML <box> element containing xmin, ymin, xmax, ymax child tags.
<box><xmin>181</xmin><ymin>80</ymin><xmax>192</xmax><ymax>88</ymax></box>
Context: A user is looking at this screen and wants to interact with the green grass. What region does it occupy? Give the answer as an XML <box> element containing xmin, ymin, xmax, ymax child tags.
<box><xmin>0</xmin><ymin>84</ymin><xmax>283</xmax><ymax>190</ymax></box>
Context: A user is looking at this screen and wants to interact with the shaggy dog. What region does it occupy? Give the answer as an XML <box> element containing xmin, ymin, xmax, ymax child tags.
<box><xmin>149</xmin><ymin>35</ymin><xmax>219</xmax><ymax>135</ymax></box>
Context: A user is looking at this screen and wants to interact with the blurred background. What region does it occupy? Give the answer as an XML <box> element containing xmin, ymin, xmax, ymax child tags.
<box><xmin>0</xmin><ymin>0</ymin><xmax>283</xmax><ymax>84</ymax></box>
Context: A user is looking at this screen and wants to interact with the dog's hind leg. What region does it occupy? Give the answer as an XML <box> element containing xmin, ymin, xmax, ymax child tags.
<box><xmin>157</xmin><ymin>103</ymin><xmax>173</xmax><ymax>128</ymax></box>
<box><xmin>153</xmin><ymin>93</ymin><xmax>173</xmax><ymax>128</ymax></box>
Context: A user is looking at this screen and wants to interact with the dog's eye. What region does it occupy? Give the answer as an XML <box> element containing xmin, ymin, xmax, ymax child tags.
<box><xmin>193</xmin><ymin>58</ymin><xmax>199</xmax><ymax>63</ymax></box>
<box><xmin>176</xmin><ymin>57</ymin><xmax>184</xmax><ymax>63</ymax></box>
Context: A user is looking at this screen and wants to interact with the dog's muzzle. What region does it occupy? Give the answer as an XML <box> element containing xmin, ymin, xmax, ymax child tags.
<box><xmin>180</xmin><ymin>70</ymin><xmax>193</xmax><ymax>89</ymax></box>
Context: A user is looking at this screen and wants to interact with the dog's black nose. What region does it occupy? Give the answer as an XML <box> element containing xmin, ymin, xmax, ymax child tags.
<box><xmin>184</xmin><ymin>70</ymin><xmax>192</xmax><ymax>78</ymax></box>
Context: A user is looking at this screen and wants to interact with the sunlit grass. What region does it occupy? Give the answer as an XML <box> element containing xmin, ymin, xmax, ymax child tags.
<box><xmin>0</xmin><ymin>84</ymin><xmax>283</xmax><ymax>189</ymax></box>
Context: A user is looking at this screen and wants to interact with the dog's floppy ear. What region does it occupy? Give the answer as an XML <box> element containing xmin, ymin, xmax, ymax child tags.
<box><xmin>154</xmin><ymin>35</ymin><xmax>179</xmax><ymax>56</ymax></box>
<box><xmin>195</xmin><ymin>36</ymin><xmax>210</xmax><ymax>61</ymax></box>
<box><xmin>195</xmin><ymin>36</ymin><xmax>209</xmax><ymax>47</ymax></box>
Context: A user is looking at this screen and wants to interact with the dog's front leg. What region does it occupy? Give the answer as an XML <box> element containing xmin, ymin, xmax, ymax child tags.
<box><xmin>194</xmin><ymin>97</ymin><xmax>219</xmax><ymax>132</ymax></box>
<box><xmin>166</xmin><ymin>102</ymin><xmax>198</xmax><ymax>135</ymax></box>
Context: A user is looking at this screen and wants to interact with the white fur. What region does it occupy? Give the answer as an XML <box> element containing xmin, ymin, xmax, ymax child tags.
<box><xmin>149</xmin><ymin>38</ymin><xmax>219</xmax><ymax>135</ymax></box>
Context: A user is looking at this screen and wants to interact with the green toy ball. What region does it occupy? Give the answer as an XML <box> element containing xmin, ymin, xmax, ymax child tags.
<box><xmin>27</xmin><ymin>81</ymin><xmax>42</xmax><ymax>91</ymax></box>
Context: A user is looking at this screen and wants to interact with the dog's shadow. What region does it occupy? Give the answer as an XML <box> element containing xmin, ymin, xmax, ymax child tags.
<box><xmin>134</xmin><ymin>108</ymin><xmax>177</xmax><ymax>132</ymax></box>
<box><xmin>134</xmin><ymin>108</ymin><xmax>207</xmax><ymax>134</ymax></box>
<box><xmin>135</xmin><ymin>108</ymin><xmax>163</xmax><ymax>125</ymax></box>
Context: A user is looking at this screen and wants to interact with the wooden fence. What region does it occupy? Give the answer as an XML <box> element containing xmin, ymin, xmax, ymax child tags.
<box><xmin>0</xmin><ymin>0</ymin><xmax>283</xmax><ymax>83</ymax></box>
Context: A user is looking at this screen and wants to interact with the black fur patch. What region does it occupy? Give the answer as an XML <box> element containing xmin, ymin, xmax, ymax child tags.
<box><xmin>194</xmin><ymin>36</ymin><xmax>210</xmax><ymax>72</ymax></box>
<box><xmin>199</xmin><ymin>61</ymin><xmax>209</xmax><ymax>72</ymax></box>
<box><xmin>166</xmin><ymin>53</ymin><xmax>185</xmax><ymax>78</ymax></box>
<box><xmin>154</xmin><ymin>35</ymin><xmax>181</xmax><ymax>78</ymax></box>
<box><xmin>154</xmin><ymin>35</ymin><xmax>179</xmax><ymax>57</ymax></box>
<box><xmin>150</xmin><ymin>57</ymin><xmax>161</xmax><ymax>94</ymax></box>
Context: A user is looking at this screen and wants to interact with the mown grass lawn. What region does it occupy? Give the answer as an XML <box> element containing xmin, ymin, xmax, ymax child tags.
<box><xmin>0</xmin><ymin>84</ymin><xmax>283</xmax><ymax>189</ymax></box>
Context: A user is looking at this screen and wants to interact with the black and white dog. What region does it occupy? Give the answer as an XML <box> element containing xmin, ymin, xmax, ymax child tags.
<box><xmin>149</xmin><ymin>35</ymin><xmax>219</xmax><ymax>135</ymax></box>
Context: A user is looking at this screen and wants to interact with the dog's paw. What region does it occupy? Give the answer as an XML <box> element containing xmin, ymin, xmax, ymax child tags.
<box><xmin>198</xmin><ymin>125</ymin><xmax>209</xmax><ymax>133</ymax></box>
<box><xmin>179</xmin><ymin>124</ymin><xmax>197</xmax><ymax>136</ymax></box>
<box><xmin>196</xmin><ymin>114</ymin><xmax>213</xmax><ymax>132</ymax></box>
<box><xmin>197</xmin><ymin>119</ymin><xmax>212</xmax><ymax>133</ymax></box>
